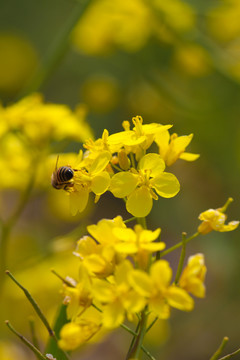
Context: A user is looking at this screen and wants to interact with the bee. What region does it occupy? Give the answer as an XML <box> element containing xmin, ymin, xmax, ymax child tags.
<box><xmin>51</xmin><ymin>156</ymin><xmax>75</xmax><ymax>191</ymax></box>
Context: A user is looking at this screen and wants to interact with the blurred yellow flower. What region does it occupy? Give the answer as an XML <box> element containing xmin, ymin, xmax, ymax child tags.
<box><xmin>81</xmin><ymin>75</ymin><xmax>120</xmax><ymax>113</ymax></box>
<box><xmin>0</xmin><ymin>33</ymin><xmax>38</xmax><ymax>96</ymax></box>
<box><xmin>179</xmin><ymin>254</ymin><xmax>206</xmax><ymax>298</ymax></box>
<box><xmin>58</xmin><ymin>307</ymin><xmax>102</xmax><ymax>351</ymax></box>
<box><xmin>72</xmin><ymin>0</ymin><xmax>151</xmax><ymax>54</ymax></box>
<box><xmin>173</xmin><ymin>44</ymin><xmax>211</xmax><ymax>77</ymax></box>
<box><xmin>207</xmin><ymin>0</ymin><xmax>240</xmax><ymax>43</ymax></box>
<box><xmin>198</xmin><ymin>198</ymin><xmax>239</xmax><ymax>234</ymax></box>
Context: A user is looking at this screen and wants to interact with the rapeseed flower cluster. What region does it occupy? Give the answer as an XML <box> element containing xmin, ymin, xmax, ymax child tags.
<box><xmin>52</xmin><ymin>117</ymin><xmax>239</xmax><ymax>355</ymax></box>
<box><xmin>60</xmin><ymin>115</ymin><xmax>198</xmax><ymax>217</ymax></box>
<box><xmin>72</xmin><ymin>0</ymin><xmax>195</xmax><ymax>55</ymax></box>
<box><xmin>0</xmin><ymin>93</ymin><xmax>92</xmax><ymax>190</ymax></box>
<box><xmin>58</xmin><ymin>216</ymin><xmax>206</xmax><ymax>351</ymax></box>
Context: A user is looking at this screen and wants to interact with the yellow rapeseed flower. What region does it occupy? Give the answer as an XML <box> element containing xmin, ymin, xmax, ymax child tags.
<box><xmin>58</xmin><ymin>307</ymin><xmax>102</xmax><ymax>351</ymax></box>
<box><xmin>112</xmin><ymin>224</ymin><xmax>165</xmax><ymax>269</ymax></box>
<box><xmin>108</xmin><ymin>115</ymin><xmax>172</xmax><ymax>160</ymax></box>
<box><xmin>129</xmin><ymin>260</ymin><xmax>194</xmax><ymax>319</ymax></box>
<box><xmin>110</xmin><ymin>153</ymin><xmax>180</xmax><ymax>217</ymax></box>
<box><xmin>68</xmin><ymin>151</ymin><xmax>111</xmax><ymax>215</ymax></box>
<box><xmin>179</xmin><ymin>254</ymin><xmax>206</xmax><ymax>298</ymax></box>
<box><xmin>155</xmin><ymin>130</ymin><xmax>199</xmax><ymax>166</ymax></box>
<box><xmin>92</xmin><ymin>260</ymin><xmax>146</xmax><ymax>328</ymax></box>
<box><xmin>74</xmin><ymin>217</ymin><xmax>126</xmax><ymax>276</ymax></box>
<box><xmin>198</xmin><ymin>198</ymin><xmax>239</xmax><ymax>234</ymax></box>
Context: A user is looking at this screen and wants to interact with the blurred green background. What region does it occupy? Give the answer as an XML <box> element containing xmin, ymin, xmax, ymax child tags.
<box><xmin>0</xmin><ymin>0</ymin><xmax>240</xmax><ymax>359</ymax></box>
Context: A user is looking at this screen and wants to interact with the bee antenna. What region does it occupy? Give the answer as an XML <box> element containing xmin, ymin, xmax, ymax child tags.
<box><xmin>55</xmin><ymin>155</ymin><xmax>60</xmax><ymax>170</ymax></box>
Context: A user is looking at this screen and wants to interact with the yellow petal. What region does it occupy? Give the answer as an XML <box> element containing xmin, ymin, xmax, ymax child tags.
<box><xmin>129</xmin><ymin>270</ymin><xmax>153</xmax><ymax>297</ymax></box>
<box><xmin>166</xmin><ymin>286</ymin><xmax>194</xmax><ymax>311</ymax></box>
<box><xmin>179</xmin><ymin>152</ymin><xmax>200</xmax><ymax>161</ymax></box>
<box><xmin>139</xmin><ymin>228</ymin><xmax>161</xmax><ymax>243</ymax></box>
<box><xmin>110</xmin><ymin>172</ymin><xmax>138</xmax><ymax>198</ymax></box>
<box><xmin>141</xmin><ymin>242</ymin><xmax>166</xmax><ymax>252</ymax></box>
<box><xmin>126</xmin><ymin>186</ymin><xmax>152</xmax><ymax>217</ymax></box>
<box><xmin>152</xmin><ymin>172</ymin><xmax>180</xmax><ymax>198</ymax></box>
<box><xmin>91</xmin><ymin>171</ymin><xmax>110</xmax><ymax>194</ymax></box>
<box><xmin>219</xmin><ymin>221</ymin><xmax>239</xmax><ymax>232</ymax></box>
<box><xmin>70</xmin><ymin>186</ymin><xmax>89</xmax><ymax>215</ymax></box>
<box><xmin>90</xmin><ymin>151</ymin><xmax>111</xmax><ymax>174</ymax></box>
<box><xmin>138</xmin><ymin>153</ymin><xmax>165</xmax><ymax>175</ymax></box>
<box><xmin>102</xmin><ymin>301</ymin><xmax>125</xmax><ymax>328</ymax></box>
<box><xmin>149</xmin><ymin>298</ymin><xmax>170</xmax><ymax>319</ymax></box>
<box><xmin>150</xmin><ymin>260</ymin><xmax>172</xmax><ymax>289</ymax></box>
<box><xmin>92</xmin><ymin>279</ymin><xmax>114</xmax><ymax>302</ymax></box>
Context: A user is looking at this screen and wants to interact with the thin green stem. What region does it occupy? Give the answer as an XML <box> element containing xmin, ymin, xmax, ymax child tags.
<box><xmin>125</xmin><ymin>322</ymin><xmax>140</xmax><ymax>359</ymax></box>
<box><xmin>174</xmin><ymin>232</ymin><xmax>187</xmax><ymax>284</ymax></box>
<box><xmin>5</xmin><ymin>271</ymin><xmax>56</xmax><ymax>340</ymax></box>
<box><xmin>5</xmin><ymin>321</ymin><xmax>47</xmax><ymax>360</ymax></box>
<box><xmin>51</xmin><ymin>269</ymin><xmax>75</xmax><ymax>288</ymax></box>
<box><xmin>218</xmin><ymin>348</ymin><xmax>240</xmax><ymax>360</ymax></box>
<box><xmin>161</xmin><ymin>232</ymin><xmax>199</xmax><ymax>257</ymax></box>
<box><xmin>146</xmin><ymin>317</ymin><xmax>158</xmax><ymax>333</ymax></box>
<box><xmin>18</xmin><ymin>0</ymin><xmax>92</xmax><ymax>97</ymax></box>
<box><xmin>127</xmin><ymin>308</ymin><xmax>149</xmax><ymax>359</ymax></box>
<box><xmin>137</xmin><ymin>217</ymin><xmax>147</xmax><ymax>229</ymax></box>
<box><xmin>124</xmin><ymin>216</ymin><xmax>137</xmax><ymax>224</ymax></box>
<box><xmin>29</xmin><ymin>317</ymin><xmax>40</xmax><ymax>353</ymax></box>
<box><xmin>210</xmin><ymin>337</ymin><xmax>229</xmax><ymax>360</ymax></box>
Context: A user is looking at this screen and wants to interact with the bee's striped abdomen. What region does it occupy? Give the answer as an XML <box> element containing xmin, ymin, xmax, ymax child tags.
<box><xmin>57</xmin><ymin>167</ymin><xmax>74</xmax><ymax>183</ymax></box>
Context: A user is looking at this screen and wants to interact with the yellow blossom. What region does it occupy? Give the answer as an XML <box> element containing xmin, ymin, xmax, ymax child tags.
<box><xmin>92</xmin><ymin>260</ymin><xmax>146</xmax><ymax>328</ymax></box>
<box><xmin>112</xmin><ymin>224</ymin><xmax>165</xmax><ymax>269</ymax></box>
<box><xmin>129</xmin><ymin>260</ymin><xmax>194</xmax><ymax>319</ymax></box>
<box><xmin>198</xmin><ymin>198</ymin><xmax>239</xmax><ymax>234</ymax></box>
<box><xmin>110</xmin><ymin>153</ymin><xmax>180</xmax><ymax>217</ymax></box>
<box><xmin>74</xmin><ymin>217</ymin><xmax>127</xmax><ymax>277</ymax></box>
<box><xmin>155</xmin><ymin>130</ymin><xmax>199</xmax><ymax>166</ymax></box>
<box><xmin>108</xmin><ymin>115</ymin><xmax>172</xmax><ymax>160</ymax></box>
<box><xmin>62</xmin><ymin>264</ymin><xmax>92</xmax><ymax>320</ymax></box>
<box><xmin>58</xmin><ymin>307</ymin><xmax>102</xmax><ymax>351</ymax></box>
<box><xmin>179</xmin><ymin>254</ymin><xmax>207</xmax><ymax>298</ymax></box>
<box><xmin>68</xmin><ymin>151</ymin><xmax>111</xmax><ymax>215</ymax></box>
<box><xmin>1</xmin><ymin>93</ymin><xmax>93</xmax><ymax>146</ymax></box>
<box><xmin>74</xmin><ymin>236</ymin><xmax>117</xmax><ymax>278</ymax></box>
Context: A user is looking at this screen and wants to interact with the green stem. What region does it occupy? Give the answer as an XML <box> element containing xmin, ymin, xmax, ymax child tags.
<box><xmin>29</xmin><ymin>317</ymin><xmax>40</xmax><ymax>354</ymax></box>
<box><xmin>174</xmin><ymin>232</ymin><xmax>187</xmax><ymax>284</ymax></box>
<box><xmin>5</xmin><ymin>321</ymin><xmax>47</xmax><ymax>360</ymax></box>
<box><xmin>210</xmin><ymin>337</ymin><xmax>229</xmax><ymax>360</ymax></box>
<box><xmin>18</xmin><ymin>0</ymin><xmax>92</xmax><ymax>96</ymax></box>
<box><xmin>218</xmin><ymin>348</ymin><xmax>240</xmax><ymax>360</ymax></box>
<box><xmin>124</xmin><ymin>216</ymin><xmax>137</xmax><ymax>224</ymax></box>
<box><xmin>146</xmin><ymin>317</ymin><xmax>158</xmax><ymax>333</ymax></box>
<box><xmin>161</xmin><ymin>232</ymin><xmax>199</xmax><ymax>257</ymax></box>
<box><xmin>5</xmin><ymin>271</ymin><xmax>56</xmax><ymax>340</ymax></box>
<box><xmin>137</xmin><ymin>217</ymin><xmax>147</xmax><ymax>229</ymax></box>
<box><xmin>125</xmin><ymin>322</ymin><xmax>140</xmax><ymax>360</ymax></box>
<box><xmin>127</xmin><ymin>308</ymin><xmax>149</xmax><ymax>359</ymax></box>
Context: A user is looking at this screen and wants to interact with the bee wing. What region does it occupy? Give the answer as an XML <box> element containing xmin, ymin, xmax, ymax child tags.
<box><xmin>69</xmin><ymin>185</ymin><xmax>89</xmax><ymax>215</ymax></box>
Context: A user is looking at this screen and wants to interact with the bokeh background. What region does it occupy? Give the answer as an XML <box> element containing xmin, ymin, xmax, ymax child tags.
<box><xmin>1</xmin><ymin>0</ymin><xmax>240</xmax><ymax>359</ymax></box>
